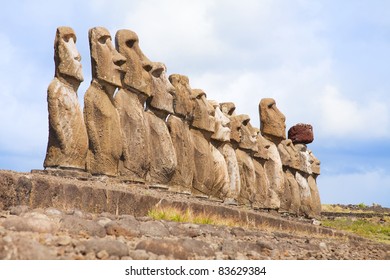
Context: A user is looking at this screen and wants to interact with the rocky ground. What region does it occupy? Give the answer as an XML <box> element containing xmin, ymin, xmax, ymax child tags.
<box><xmin>1</xmin><ymin>205</ymin><xmax>390</xmax><ymax>260</ymax></box>
<box><xmin>1</xmin><ymin>170</ymin><xmax>390</xmax><ymax>260</ymax></box>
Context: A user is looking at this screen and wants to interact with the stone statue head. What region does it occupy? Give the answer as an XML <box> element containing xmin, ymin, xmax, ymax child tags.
<box><xmin>295</xmin><ymin>144</ymin><xmax>312</xmax><ymax>174</ymax></box>
<box><xmin>148</xmin><ymin>62</ymin><xmax>174</xmax><ymax>115</ymax></box>
<box><xmin>278</xmin><ymin>139</ymin><xmax>300</xmax><ymax>170</ymax></box>
<box><xmin>191</xmin><ymin>89</ymin><xmax>215</xmax><ymax>132</ymax></box>
<box><xmin>54</xmin><ymin>26</ymin><xmax>83</xmax><ymax>84</ymax></box>
<box><xmin>220</xmin><ymin>102</ymin><xmax>236</xmax><ymax>116</ymax></box>
<box><xmin>115</xmin><ymin>29</ymin><xmax>153</xmax><ymax>97</ymax></box>
<box><xmin>308</xmin><ymin>150</ymin><xmax>320</xmax><ymax>175</ymax></box>
<box><xmin>209</xmin><ymin>100</ymin><xmax>231</xmax><ymax>142</ymax></box>
<box><xmin>169</xmin><ymin>74</ymin><xmax>195</xmax><ymax>120</ymax></box>
<box><xmin>229</xmin><ymin>114</ymin><xmax>246</xmax><ymax>144</ymax></box>
<box><xmin>253</xmin><ymin>129</ymin><xmax>271</xmax><ymax>160</ymax></box>
<box><xmin>259</xmin><ymin>98</ymin><xmax>286</xmax><ymax>142</ymax></box>
<box><xmin>238</xmin><ymin>116</ymin><xmax>258</xmax><ymax>153</ymax></box>
<box><xmin>89</xmin><ymin>27</ymin><xmax>126</xmax><ymax>88</ymax></box>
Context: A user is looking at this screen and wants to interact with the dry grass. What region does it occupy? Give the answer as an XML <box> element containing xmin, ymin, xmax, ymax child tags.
<box><xmin>148</xmin><ymin>206</ymin><xmax>256</xmax><ymax>229</ymax></box>
<box><xmin>321</xmin><ymin>204</ymin><xmax>375</xmax><ymax>214</ymax></box>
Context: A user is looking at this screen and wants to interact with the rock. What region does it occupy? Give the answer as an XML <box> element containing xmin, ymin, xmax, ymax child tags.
<box><xmin>96</xmin><ymin>250</ymin><xmax>109</xmax><ymax>260</ymax></box>
<box><xmin>2</xmin><ymin>216</ymin><xmax>56</xmax><ymax>234</ymax></box>
<box><xmin>56</xmin><ymin>235</ymin><xmax>72</xmax><ymax>246</ymax></box>
<box><xmin>60</xmin><ymin>216</ymin><xmax>106</xmax><ymax>237</ymax></box>
<box><xmin>0</xmin><ymin>236</ymin><xmax>56</xmax><ymax>260</ymax></box>
<box><xmin>105</xmin><ymin>220</ymin><xmax>140</xmax><ymax>237</ymax></box>
<box><xmin>9</xmin><ymin>205</ymin><xmax>30</xmax><ymax>216</ymax></box>
<box><xmin>82</xmin><ymin>239</ymin><xmax>129</xmax><ymax>258</ymax></box>
<box><xmin>135</xmin><ymin>239</ymin><xmax>179</xmax><ymax>258</ymax></box>
<box><xmin>128</xmin><ymin>249</ymin><xmax>151</xmax><ymax>260</ymax></box>
<box><xmin>288</xmin><ymin>123</ymin><xmax>314</xmax><ymax>144</ymax></box>
<box><xmin>44</xmin><ymin>208</ymin><xmax>63</xmax><ymax>216</ymax></box>
<box><xmin>139</xmin><ymin>221</ymin><xmax>169</xmax><ymax>237</ymax></box>
<box><xmin>96</xmin><ymin>217</ymin><xmax>112</xmax><ymax>227</ymax></box>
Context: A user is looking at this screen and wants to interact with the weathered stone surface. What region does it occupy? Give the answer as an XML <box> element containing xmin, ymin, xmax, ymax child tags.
<box><xmin>169</xmin><ymin>74</ymin><xmax>195</xmax><ymax>120</ymax></box>
<box><xmin>105</xmin><ymin>216</ymin><xmax>140</xmax><ymax>237</ymax></box>
<box><xmin>115</xmin><ymin>29</ymin><xmax>153</xmax><ymax>96</ymax></box>
<box><xmin>145</xmin><ymin>63</ymin><xmax>177</xmax><ymax>185</ymax></box>
<box><xmin>167</xmin><ymin>74</ymin><xmax>195</xmax><ymax>192</ymax></box>
<box><xmin>219</xmin><ymin>143</ymin><xmax>241</xmax><ymax>201</ymax></box>
<box><xmin>60</xmin><ymin>215</ymin><xmax>106</xmax><ymax>237</ymax></box>
<box><xmin>236</xmin><ymin>116</ymin><xmax>258</xmax><ymax>206</ymax></box>
<box><xmin>295</xmin><ymin>172</ymin><xmax>313</xmax><ymax>217</ymax></box>
<box><xmin>115</xmin><ymin>29</ymin><xmax>151</xmax><ymax>181</ymax></box>
<box><xmin>149</xmin><ymin>62</ymin><xmax>174</xmax><ymax>115</ymax></box>
<box><xmin>259</xmin><ymin>98</ymin><xmax>286</xmax><ymax>142</ymax></box>
<box><xmin>278</xmin><ymin>139</ymin><xmax>300</xmax><ymax>171</ymax></box>
<box><xmin>264</xmin><ymin>143</ymin><xmax>284</xmax><ymax>210</ymax></box>
<box><xmin>295</xmin><ymin>144</ymin><xmax>312</xmax><ymax>174</ymax></box>
<box><xmin>282</xmin><ymin>169</ymin><xmax>301</xmax><ymax>215</ymax></box>
<box><xmin>0</xmin><ymin>236</ymin><xmax>56</xmax><ymax>260</ymax></box>
<box><xmin>139</xmin><ymin>220</ymin><xmax>169</xmax><ymax>237</ymax></box>
<box><xmin>145</xmin><ymin>110</ymin><xmax>177</xmax><ymax>184</ymax></box>
<box><xmin>82</xmin><ymin>239</ymin><xmax>129</xmax><ymax>257</ymax></box>
<box><xmin>309</xmin><ymin>150</ymin><xmax>321</xmax><ymax>175</ymax></box>
<box><xmin>84</xmin><ymin>27</ymin><xmax>126</xmax><ymax>176</ymax></box>
<box><xmin>167</xmin><ymin>116</ymin><xmax>195</xmax><ymax>193</ymax></box>
<box><xmin>2</xmin><ymin>215</ymin><xmax>56</xmax><ymax>234</ymax></box>
<box><xmin>191</xmin><ymin>89</ymin><xmax>215</xmax><ymax>133</ymax></box>
<box><xmin>308</xmin><ymin>175</ymin><xmax>321</xmax><ymax>218</ymax></box>
<box><xmin>44</xmin><ymin>27</ymin><xmax>88</xmax><ymax>171</ymax></box>
<box><xmin>253</xmin><ymin>158</ymin><xmax>269</xmax><ymax>209</ymax></box>
<box><xmin>135</xmin><ymin>238</ymin><xmax>214</xmax><ymax>259</ymax></box>
<box><xmin>288</xmin><ymin>123</ymin><xmax>314</xmax><ymax>144</ymax></box>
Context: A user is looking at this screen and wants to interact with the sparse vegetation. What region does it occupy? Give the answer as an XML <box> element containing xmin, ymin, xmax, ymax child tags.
<box><xmin>148</xmin><ymin>206</ymin><xmax>245</xmax><ymax>228</ymax></box>
<box><xmin>322</xmin><ymin>217</ymin><xmax>390</xmax><ymax>244</ymax></box>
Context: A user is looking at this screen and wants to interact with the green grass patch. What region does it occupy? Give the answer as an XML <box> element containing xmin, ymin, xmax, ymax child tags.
<box><xmin>322</xmin><ymin>217</ymin><xmax>390</xmax><ymax>244</ymax></box>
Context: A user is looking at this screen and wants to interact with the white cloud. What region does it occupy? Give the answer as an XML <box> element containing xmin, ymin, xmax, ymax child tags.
<box><xmin>319</xmin><ymin>85</ymin><xmax>390</xmax><ymax>139</ymax></box>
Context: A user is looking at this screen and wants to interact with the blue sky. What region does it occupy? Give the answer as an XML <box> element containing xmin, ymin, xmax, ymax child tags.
<box><xmin>1</xmin><ymin>0</ymin><xmax>390</xmax><ymax>207</ymax></box>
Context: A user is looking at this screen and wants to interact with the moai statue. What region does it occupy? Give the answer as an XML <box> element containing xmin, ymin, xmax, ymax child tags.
<box><xmin>145</xmin><ymin>63</ymin><xmax>177</xmax><ymax>185</ymax></box>
<box><xmin>208</xmin><ymin>100</ymin><xmax>233</xmax><ymax>201</ymax></box>
<box><xmin>277</xmin><ymin>139</ymin><xmax>301</xmax><ymax>215</ymax></box>
<box><xmin>259</xmin><ymin>98</ymin><xmax>286</xmax><ymax>210</ymax></box>
<box><xmin>295</xmin><ymin>143</ymin><xmax>321</xmax><ymax>218</ymax></box>
<box><xmin>219</xmin><ymin>102</ymin><xmax>241</xmax><ymax>203</ymax></box>
<box><xmin>84</xmin><ymin>27</ymin><xmax>126</xmax><ymax>176</ymax></box>
<box><xmin>167</xmin><ymin>74</ymin><xmax>195</xmax><ymax>193</ymax></box>
<box><xmin>190</xmin><ymin>89</ymin><xmax>216</xmax><ymax>197</ymax></box>
<box><xmin>44</xmin><ymin>27</ymin><xmax>88</xmax><ymax>171</ymax></box>
<box><xmin>114</xmin><ymin>29</ymin><xmax>152</xmax><ymax>182</ymax></box>
<box><xmin>252</xmin><ymin>129</ymin><xmax>277</xmax><ymax>210</ymax></box>
<box><xmin>231</xmin><ymin>114</ymin><xmax>258</xmax><ymax>206</ymax></box>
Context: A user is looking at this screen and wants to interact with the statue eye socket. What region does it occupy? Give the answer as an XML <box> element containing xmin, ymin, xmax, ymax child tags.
<box><xmin>126</xmin><ymin>39</ymin><xmax>136</xmax><ymax>48</ymax></box>
<box><xmin>98</xmin><ymin>35</ymin><xmax>109</xmax><ymax>44</ymax></box>
<box><xmin>63</xmin><ymin>35</ymin><xmax>74</xmax><ymax>43</ymax></box>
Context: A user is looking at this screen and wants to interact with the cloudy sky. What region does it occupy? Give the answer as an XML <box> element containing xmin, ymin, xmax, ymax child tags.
<box><xmin>1</xmin><ymin>0</ymin><xmax>390</xmax><ymax>207</ymax></box>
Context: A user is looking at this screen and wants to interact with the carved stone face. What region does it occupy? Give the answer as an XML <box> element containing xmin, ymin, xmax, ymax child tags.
<box><xmin>149</xmin><ymin>62</ymin><xmax>174</xmax><ymax>115</ymax></box>
<box><xmin>191</xmin><ymin>89</ymin><xmax>215</xmax><ymax>132</ymax></box>
<box><xmin>55</xmin><ymin>27</ymin><xmax>83</xmax><ymax>83</ymax></box>
<box><xmin>209</xmin><ymin>101</ymin><xmax>231</xmax><ymax>142</ymax></box>
<box><xmin>169</xmin><ymin>74</ymin><xmax>194</xmax><ymax>119</ymax></box>
<box><xmin>89</xmin><ymin>27</ymin><xmax>126</xmax><ymax>88</ymax></box>
<box><xmin>239</xmin><ymin>118</ymin><xmax>258</xmax><ymax>152</ymax></box>
<box><xmin>220</xmin><ymin>102</ymin><xmax>236</xmax><ymax>116</ymax></box>
<box><xmin>309</xmin><ymin>150</ymin><xmax>321</xmax><ymax>175</ymax></box>
<box><xmin>115</xmin><ymin>29</ymin><xmax>153</xmax><ymax>97</ymax></box>
<box><xmin>229</xmin><ymin>115</ymin><xmax>243</xmax><ymax>144</ymax></box>
<box><xmin>254</xmin><ymin>130</ymin><xmax>271</xmax><ymax>160</ymax></box>
<box><xmin>278</xmin><ymin>139</ymin><xmax>300</xmax><ymax>170</ymax></box>
<box><xmin>259</xmin><ymin>98</ymin><xmax>286</xmax><ymax>141</ymax></box>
